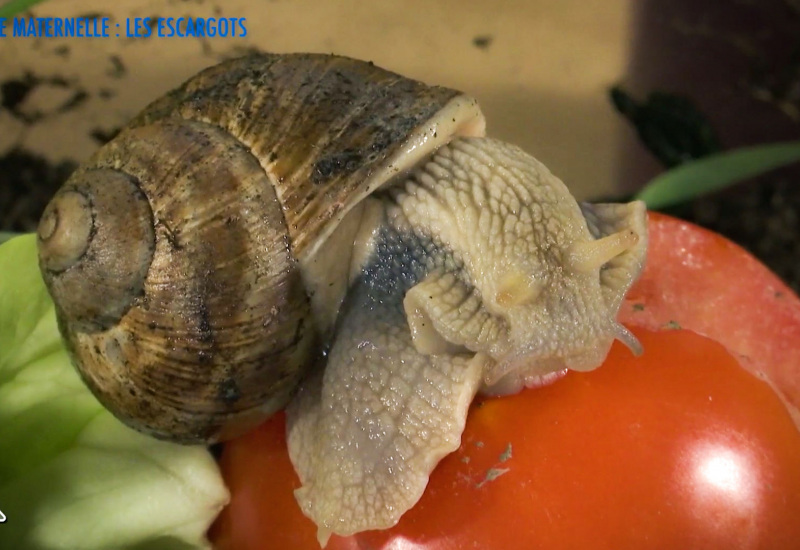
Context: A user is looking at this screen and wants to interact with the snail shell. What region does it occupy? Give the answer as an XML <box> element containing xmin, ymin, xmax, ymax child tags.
<box><xmin>37</xmin><ymin>53</ymin><xmax>485</xmax><ymax>443</ymax></box>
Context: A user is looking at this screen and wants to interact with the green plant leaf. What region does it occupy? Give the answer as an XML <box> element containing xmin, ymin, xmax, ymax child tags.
<box><xmin>0</xmin><ymin>233</ymin><xmax>21</xmax><ymax>245</ymax></box>
<box><xmin>635</xmin><ymin>141</ymin><xmax>800</xmax><ymax>209</ymax></box>
<box><xmin>0</xmin><ymin>0</ymin><xmax>47</xmax><ymax>17</ymax></box>
<box><xmin>0</xmin><ymin>235</ymin><xmax>229</xmax><ymax>550</ymax></box>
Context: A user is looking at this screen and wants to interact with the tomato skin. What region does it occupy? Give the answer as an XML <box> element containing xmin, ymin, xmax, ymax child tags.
<box><xmin>210</xmin><ymin>411</ymin><xmax>325</xmax><ymax>550</ymax></box>
<box><xmin>377</xmin><ymin>330</ymin><xmax>800</xmax><ymax>550</ymax></box>
<box><xmin>211</xmin><ymin>330</ymin><xmax>800</xmax><ymax>550</ymax></box>
<box><xmin>620</xmin><ymin>212</ymin><xmax>800</xmax><ymax>425</ymax></box>
<box><xmin>210</xmin><ymin>214</ymin><xmax>800</xmax><ymax>549</ymax></box>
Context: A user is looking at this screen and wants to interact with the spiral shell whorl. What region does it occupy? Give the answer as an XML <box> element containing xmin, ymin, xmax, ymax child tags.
<box><xmin>38</xmin><ymin>170</ymin><xmax>156</xmax><ymax>332</ymax></box>
<box><xmin>43</xmin><ymin>119</ymin><xmax>315</xmax><ymax>443</ymax></box>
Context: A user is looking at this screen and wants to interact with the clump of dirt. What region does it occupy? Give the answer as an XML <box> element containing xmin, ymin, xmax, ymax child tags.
<box><xmin>0</xmin><ymin>148</ymin><xmax>77</xmax><ymax>232</ymax></box>
<box><xmin>612</xmin><ymin>87</ymin><xmax>800</xmax><ymax>293</ymax></box>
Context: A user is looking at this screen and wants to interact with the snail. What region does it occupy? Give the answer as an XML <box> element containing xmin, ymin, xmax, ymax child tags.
<box><xmin>36</xmin><ymin>53</ymin><xmax>647</xmax><ymax>542</ymax></box>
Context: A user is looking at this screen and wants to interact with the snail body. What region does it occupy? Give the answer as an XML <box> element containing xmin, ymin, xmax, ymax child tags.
<box><xmin>37</xmin><ymin>53</ymin><xmax>647</xmax><ymax>540</ymax></box>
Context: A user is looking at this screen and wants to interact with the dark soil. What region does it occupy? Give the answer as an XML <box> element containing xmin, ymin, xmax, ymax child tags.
<box><xmin>0</xmin><ymin>149</ymin><xmax>77</xmax><ymax>232</ymax></box>
<box><xmin>611</xmin><ymin>86</ymin><xmax>800</xmax><ymax>292</ymax></box>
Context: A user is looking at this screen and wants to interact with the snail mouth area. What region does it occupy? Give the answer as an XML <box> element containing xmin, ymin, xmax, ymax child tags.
<box><xmin>479</xmin><ymin>341</ymin><xmax>610</xmax><ymax>395</ymax></box>
<box><xmin>481</xmin><ymin>347</ymin><xmax>604</xmax><ymax>396</ymax></box>
<box><xmin>481</xmin><ymin>319</ymin><xmax>643</xmax><ymax>395</ymax></box>
<box><xmin>481</xmin><ymin>357</ymin><xmax>569</xmax><ymax>396</ymax></box>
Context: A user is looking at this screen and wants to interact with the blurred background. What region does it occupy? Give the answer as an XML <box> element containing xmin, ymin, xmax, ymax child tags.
<box><xmin>1</xmin><ymin>0</ymin><xmax>798</xmax><ymax>285</ymax></box>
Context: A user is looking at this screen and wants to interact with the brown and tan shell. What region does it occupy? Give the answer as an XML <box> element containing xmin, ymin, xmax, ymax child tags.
<box><xmin>36</xmin><ymin>53</ymin><xmax>485</xmax><ymax>443</ymax></box>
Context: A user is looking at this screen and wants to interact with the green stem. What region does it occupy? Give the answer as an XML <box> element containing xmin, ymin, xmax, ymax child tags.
<box><xmin>635</xmin><ymin>141</ymin><xmax>800</xmax><ymax>210</ymax></box>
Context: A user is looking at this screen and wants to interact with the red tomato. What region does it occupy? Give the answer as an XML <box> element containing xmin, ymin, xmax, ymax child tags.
<box><xmin>210</xmin><ymin>213</ymin><xmax>800</xmax><ymax>549</ymax></box>
<box><xmin>619</xmin><ymin>213</ymin><xmax>800</xmax><ymax>427</ymax></box>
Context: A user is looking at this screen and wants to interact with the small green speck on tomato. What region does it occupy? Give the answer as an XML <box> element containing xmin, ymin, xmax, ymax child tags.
<box><xmin>499</xmin><ymin>443</ymin><xmax>512</xmax><ymax>463</ymax></box>
<box><xmin>476</xmin><ymin>467</ymin><xmax>510</xmax><ymax>488</ymax></box>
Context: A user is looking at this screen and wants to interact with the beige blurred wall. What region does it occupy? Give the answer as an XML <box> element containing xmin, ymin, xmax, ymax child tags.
<box><xmin>0</xmin><ymin>0</ymin><xmax>635</xmax><ymax>199</ymax></box>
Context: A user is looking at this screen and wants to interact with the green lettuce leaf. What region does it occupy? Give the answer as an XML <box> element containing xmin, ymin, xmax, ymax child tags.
<box><xmin>0</xmin><ymin>235</ymin><xmax>230</xmax><ymax>550</ymax></box>
<box><xmin>0</xmin><ymin>0</ymin><xmax>49</xmax><ymax>18</ymax></box>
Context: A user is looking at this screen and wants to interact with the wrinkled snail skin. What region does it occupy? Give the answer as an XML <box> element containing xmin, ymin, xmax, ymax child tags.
<box><xmin>287</xmin><ymin>137</ymin><xmax>647</xmax><ymax>543</ymax></box>
<box><xmin>35</xmin><ymin>52</ymin><xmax>648</xmax><ymax>541</ymax></box>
